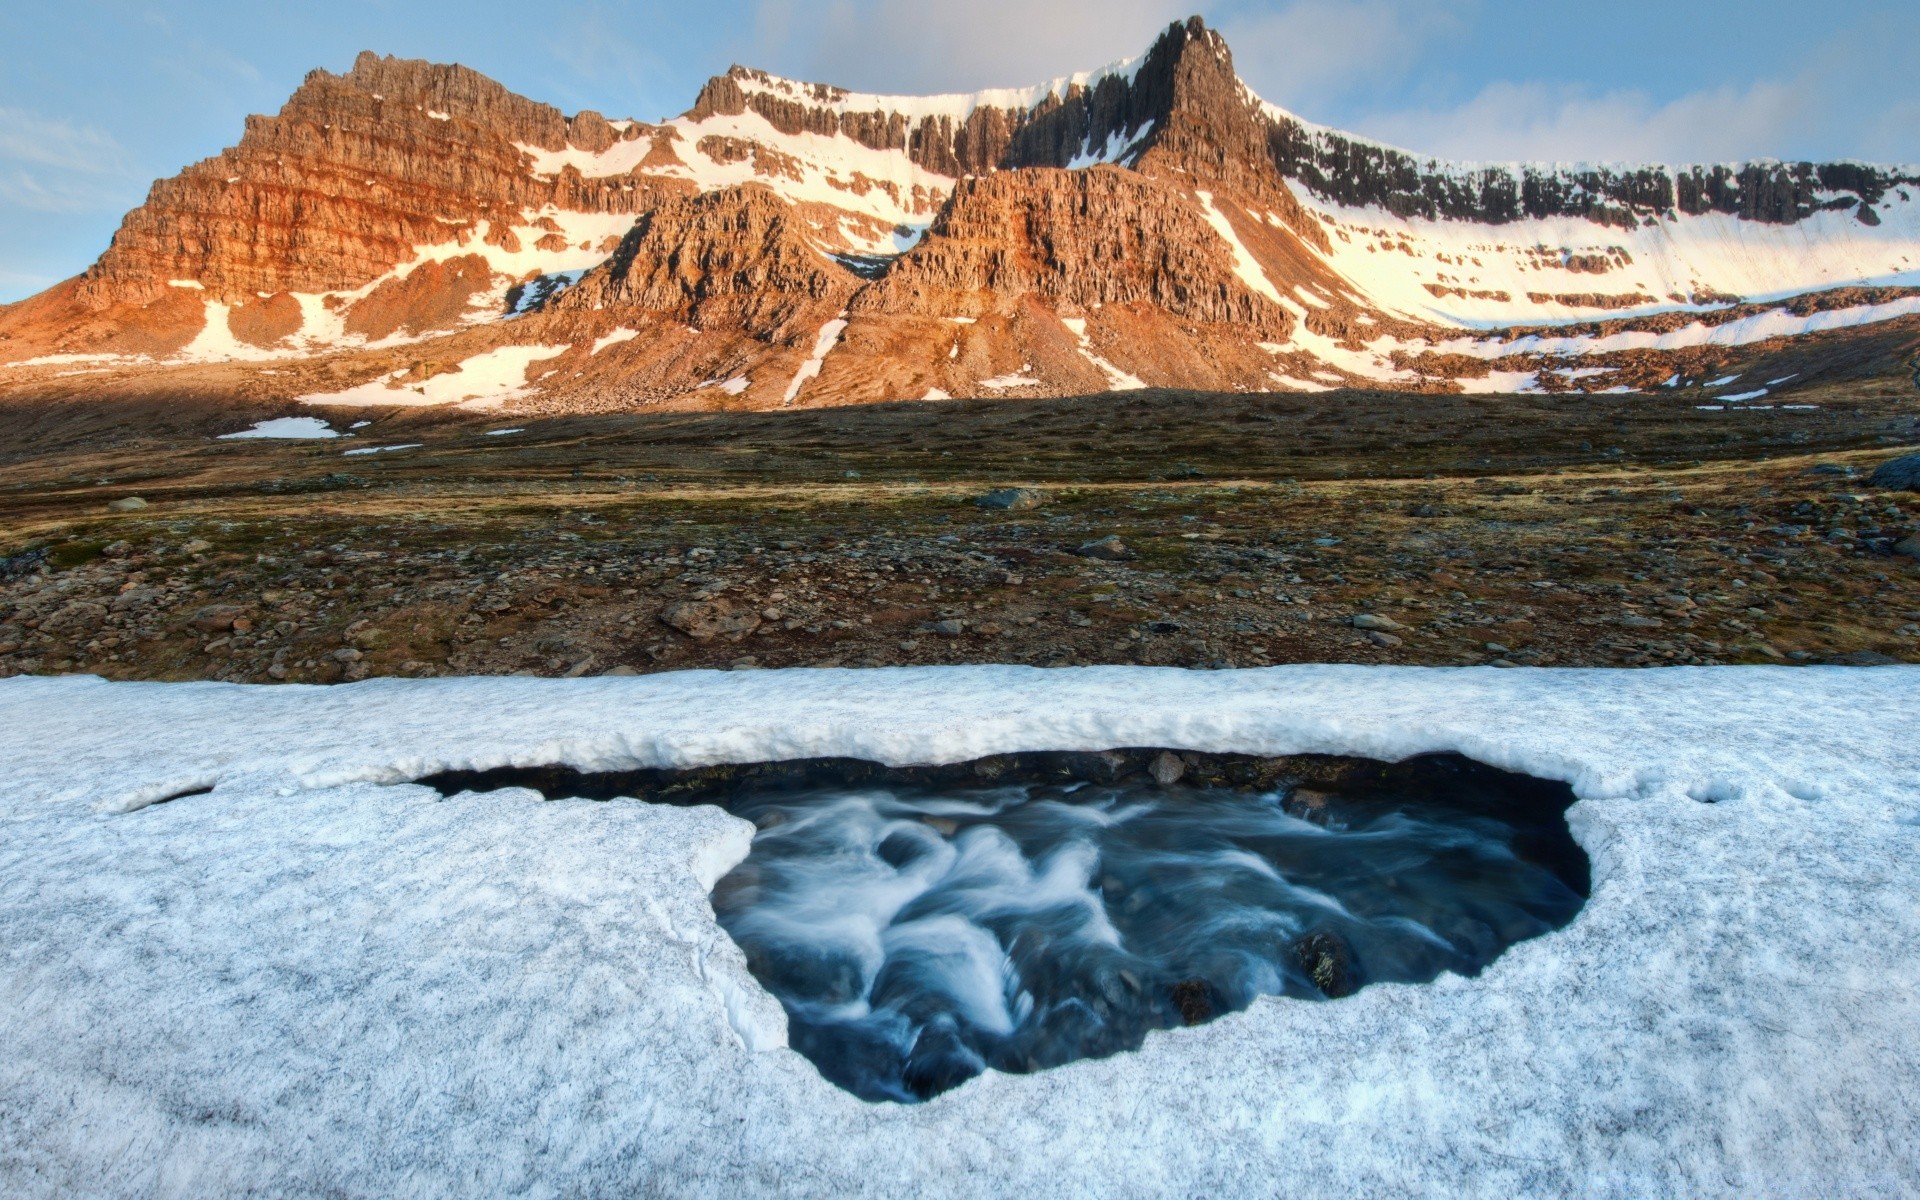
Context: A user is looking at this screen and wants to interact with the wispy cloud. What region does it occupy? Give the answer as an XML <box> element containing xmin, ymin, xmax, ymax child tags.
<box><xmin>1356</xmin><ymin>79</ymin><xmax>1815</xmax><ymax>164</ymax></box>
<box><xmin>1339</xmin><ymin>14</ymin><xmax>1920</xmax><ymax>165</ymax></box>
<box><xmin>1215</xmin><ymin>0</ymin><xmax>1468</xmax><ymax>109</ymax></box>
<box><xmin>0</xmin><ymin>107</ymin><xmax>140</xmax><ymax>213</ymax></box>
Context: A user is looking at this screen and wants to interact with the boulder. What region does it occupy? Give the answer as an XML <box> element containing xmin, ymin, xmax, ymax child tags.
<box><xmin>1077</xmin><ymin>535</ymin><xmax>1135</xmax><ymax>561</ymax></box>
<box><xmin>1350</xmin><ymin>614</ymin><xmax>1405</xmax><ymax>632</ymax></box>
<box><xmin>660</xmin><ymin>598</ymin><xmax>762</xmax><ymax>641</ymax></box>
<box><xmin>1148</xmin><ymin>750</ymin><xmax>1185</xmax><ymax>787</ymax></box>
<box><xmin>189</xmin><ymin>604</ymin><xmax>246</xmax><ymax>632</ymax></box>
<box><xmin>975</xmin><ymin>487</ymin><xmax>1044</xmax><ymax>511</ymax></box>
<box><xmin>40</xmin><ymin>601</ymin><xmax>107</xmax><ymax>637</ymax></box>
<box><xmin>1868</xmin><ymin>455</ymin><xmax>1920</xmax><ymax>491</ymax></box>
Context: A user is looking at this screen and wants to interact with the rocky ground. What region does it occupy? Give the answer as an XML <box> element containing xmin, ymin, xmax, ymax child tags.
<box><xmin>3</xmin><ymin>381</ymin><xmax>1918</xmax><ymax>684</ymax></box>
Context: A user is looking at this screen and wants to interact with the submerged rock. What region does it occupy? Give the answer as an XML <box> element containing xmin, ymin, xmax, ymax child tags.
<box><xmin>1293</xmin><ymin>930</ymin><xmax>1358</xmax><ymax>999</ymax></box>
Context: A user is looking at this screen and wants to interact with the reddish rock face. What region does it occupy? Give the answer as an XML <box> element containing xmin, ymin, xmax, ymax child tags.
<box><xmin>560</xmin><ymin>187</ymin><xmax>859</xmax><ymax>337</ymax></box>
<box><xmin>76</xmin><ymin>52</ymin><xmax>663</xmax><ymax>311</ymax></box>
<box><xmin>344</xmin><ymin>256</ymin><xmax>500</xmax><ymax>343</ymax></box>
<box><xmin>857</xmin><ymin>167</ymin><xmax>1293</xmax><ymax>338</ymax></box>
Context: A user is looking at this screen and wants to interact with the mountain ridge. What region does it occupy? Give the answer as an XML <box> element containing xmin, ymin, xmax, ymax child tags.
<box><xmin>2</xmin><ymin>16</ymin><xmax>1917</xmax><ymax>415</ymax></box>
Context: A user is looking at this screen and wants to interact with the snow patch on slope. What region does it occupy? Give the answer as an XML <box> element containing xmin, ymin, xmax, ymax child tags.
<box><xmin>1062</xmin><ymin>317</ymin><xmax>1146</xmax><ymax>390</ymax></box>
<box><xmin>301</xmin><ymin>344</ymin><xmax>572</xmax><ymax>409</ymax></box>
<box><xmin>782</xmin><ymin>316</ymin><xmax>848</xmax><ymax>405</ymax></box>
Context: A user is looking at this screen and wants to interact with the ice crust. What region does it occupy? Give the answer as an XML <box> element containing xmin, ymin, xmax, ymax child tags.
<box><xmin>2</xmin><ymin>664</ymin><xmax>1917</xmax><ymax>1197</ymax></box>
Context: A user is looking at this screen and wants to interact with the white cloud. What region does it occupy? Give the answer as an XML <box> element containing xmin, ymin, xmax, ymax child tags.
<box><xmin>0</xmin><ymin>108</ymin><xmax>139</xmax><ymax>213</ymax></box>
<box><xmin>0</xmin><ymin>107</ymin><xmax>131</xmax><ymax>175</ymax></box>
<box><xmin>1354</xmin><ymin>79</ymin><xmax>1817</xmax><ymax>165</ymax></box>
<box><xmin>1213</xmin><ymin>0</ymin><xmax>1466</xmax><ymax>109</ymax></box>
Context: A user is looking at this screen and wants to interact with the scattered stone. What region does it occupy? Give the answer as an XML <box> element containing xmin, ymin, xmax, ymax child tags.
<box><xmin>1282</xmin><ymin>788</ymin><xmax>1333</xmax><ymax>823</ymax></box>
<box><xmin>1351</xmin><ymin>614</ymin><xmax>1405</xmax><ymax>632</ymax></box>
<box><xmin>182</xmin><ymin>540</ymin><xmax>212</xmax><ymax>554</ymax></box>
<box><xmin>1077</xmin><ymin>535</ymin><xmax>1135</xmax><ymax>561</ymax></box>
<box><xmin>1365</xmin><ymin>630</ymin><xmax>1403</xmax><ymax>648</ymax></box>
<box><xmin>332</xmin><ymin>648</ymin><xmax>363</xmax><ymax>662</ymax></box>
<box><xmin>1895</xmin><ymin>535</ymin><xmax>1920</xmax><ymax>560</ymax></box>
<box><xmin>1867</xmin><ymin>455</ymin><xmax>1920</xmax><ymax>491</ymax></box>
<box><xmin>1825</xmin><ymin>650</ymin><xmax>1903</xmax><ymax>667</ymax></box>
<box><xmin>107</xmin><ymin>497</ymin><xmax>149</xmax><ymax>512</ymax></box>
<box><xmin>1619</xmin><ymin>614</ymin><xmax>1665</xmax><ymax>628</ymax></box>
<box><xmin>930</xmin><ymin>619</ymin><xmax>965</xmax><ymax>636</ymax></box>
<box><xmin>1148</xmin><ymin>750</ymin><xmax>1185</xmax><ymax>786</ymax></box>
<box><xmin>601</xmin><ymin>664</ymin><xmax>642</xmax><ymax>676</ymax></box>
<box><xmin>1484</xmin><ymin>642</ymin><xmax>1510</xmax><ymax>654</ymax></box>
<box><xmin>975</xmin><ymin>487</ymin><xmax>1043</xmax><ymax>511</ymax></box>
<box><xmin>660</xmin><ymin>598</ymin><xmax>762</xmax><ymax>641</ymax></box>
<box><xmin>189</xmin><ymin>604</ymin><xmax>246</xmax><ymax>632</ymax></box>
<box><xmin>563</xmin><ymin>655</ymin><xmax>597</xmax><ymax>677</ymax></box>
<box><xmin>1169</xmin><ymin>979</ymin><xmax>1218</xmax><ymax>1025</ymax></box>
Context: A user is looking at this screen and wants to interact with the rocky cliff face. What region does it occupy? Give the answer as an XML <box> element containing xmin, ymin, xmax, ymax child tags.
<box><xmin>559</xmin><ymin>186</ymin><xmax>858</xmax><ymax>336</ymax></box>
<box><xmin>1269</xmin><ymin>113</ymin><xmax>1920</xmax><ymax>229</ymax></box>
<box><xmin>79</xmin><ymin>53</ymin><xmax>664</xmax><ymax>310</ymax></box>
<box><xmin>856</xmin><ymin>166</ymin><xmax>1293</xmax><ymax>337</ymax></box>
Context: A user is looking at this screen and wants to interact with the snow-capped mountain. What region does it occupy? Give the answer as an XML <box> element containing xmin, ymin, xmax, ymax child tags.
<box><xmin>3</xmin><ymin>16</ymin><xmax>1917</xmax><ymax>411</ymax></box>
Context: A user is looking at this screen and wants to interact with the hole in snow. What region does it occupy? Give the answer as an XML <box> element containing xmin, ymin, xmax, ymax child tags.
<box><xmin>145</xmin><ymin>784</ymin><xmax>215</xmax><ymax>807</ymax></box>
<box><xmin>419</xmin><ymin>751</ymin><xmax>1586</xmax><ymax>1103</ymax></box>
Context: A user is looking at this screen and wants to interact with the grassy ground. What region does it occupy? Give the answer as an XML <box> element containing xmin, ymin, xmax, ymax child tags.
<box><xmin>3</xmin><ymin>378</ymin><xmax>1917</xmax><ymax>683</ymax></box>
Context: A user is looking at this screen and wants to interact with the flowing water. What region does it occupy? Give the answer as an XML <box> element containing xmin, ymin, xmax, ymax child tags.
<box><xmin>709</xmin><ymin>769</ymin><xmax>1586</xmax><ymax>1103</ymax></box>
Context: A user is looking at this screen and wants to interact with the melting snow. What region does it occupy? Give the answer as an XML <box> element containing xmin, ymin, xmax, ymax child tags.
<box><xmin>301</xmin><ymin>345</ymin><xmax>572</xmax><ymax>409</ymax></box>
<box><xmin>1061</xmin><ymin>317</ymin><xmax>1146</xmax><ymax>390</ymax></box>
<box><xmin>782</xmin><ymin>318</ymin><xmax>847</xmax><ymax>405</ymax></box>
<box><xmin>341</xmin><ymin>443</ymin><xmax>422</xmax><ymax>455</ymax></box>
<box><xmin>0</xmin><ymin>666</ymin><xmax>1917</xmax><ymax>1195</ymax></box>
<box><xmin>217</xmin><ymin>417</ymin><xmax>342</xmax><ymax>440</ymax></box>
<box><xmin>591</xmin><ymin>328</ymin><xmax>641</xmax><ymax>354</ymax></box>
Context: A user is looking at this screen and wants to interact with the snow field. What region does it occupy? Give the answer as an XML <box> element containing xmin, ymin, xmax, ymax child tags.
<box><xmin>1</xmin><ymin>665</ymin><xmax>1917</xmax><ymax>1197</ymax></box>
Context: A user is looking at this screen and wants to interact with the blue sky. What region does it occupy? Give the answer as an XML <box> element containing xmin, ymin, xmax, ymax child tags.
<box><xmin>4</xmin><ymin>0</ymin><xmax>1918</xmax><ymax>303</ymax></box>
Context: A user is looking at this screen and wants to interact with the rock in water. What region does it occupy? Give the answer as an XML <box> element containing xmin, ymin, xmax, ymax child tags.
<box><xmin>1293</xmin><ymin>930</ymin><xmax>1358</xmax><ymax>998</ymax></box>
<box><xmin>976</xmin><ymin>488</ymin><xmax>1044</xmax><ymax>511</ymax></box>
<box><xmin>1869</xmin><ymin>455</ymin><xmax>1920</xmax><ymax>491</ymax></box>
<box><xmin>1148</xmin><ymin>750</ymin><xmax>1185</xmax><ymax>786</ymax></box>
<box><xmin>1169</xmin><ymin>979</ymin><xmax>1218</xmax><ymax>1026</ymax></box>
<box><xmin>659</xmin><ymin>599</ymin><xmax>762</xmax><ymax>641</ymax></box>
